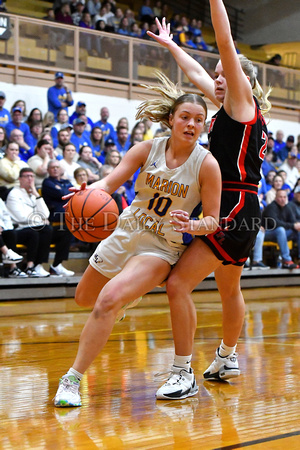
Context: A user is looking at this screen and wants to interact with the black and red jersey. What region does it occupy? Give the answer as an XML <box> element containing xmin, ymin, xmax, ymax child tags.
<box><xmin>208</xmin><ymin>97</ymin><xmax>268</xmax><ymax>185</ymax></box>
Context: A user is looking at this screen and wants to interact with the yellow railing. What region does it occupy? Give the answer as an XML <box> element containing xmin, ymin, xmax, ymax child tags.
<box><xmin>0</xmin><ymin>13</ymin><xmax>300</xmax><ymax>110</ymax></box>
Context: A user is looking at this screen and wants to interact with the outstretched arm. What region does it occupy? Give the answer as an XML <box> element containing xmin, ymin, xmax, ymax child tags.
<box><xmin>147</xmin><ymin>18</ymin><xmax>219</xmax><ymax>106</ymax></box>
<box><xmin>210</xmin><ymin>0</ymin><xmax>254</xmax><ymax>120</ymax></box>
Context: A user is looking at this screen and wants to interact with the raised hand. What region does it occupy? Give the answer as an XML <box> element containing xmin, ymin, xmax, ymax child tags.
<box><xmin>147</xmin><ymin>17</ymin><xmax>173</xmax><ymax>47</ymax></box>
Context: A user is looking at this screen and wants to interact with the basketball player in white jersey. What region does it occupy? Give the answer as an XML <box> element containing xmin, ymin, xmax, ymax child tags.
<box><xmin>54</xmin><ymin>72</ymin><xmax>222</xmax><ymax>407</ymax></box>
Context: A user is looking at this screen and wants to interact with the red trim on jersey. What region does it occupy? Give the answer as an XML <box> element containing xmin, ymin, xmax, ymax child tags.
<box><xmin>238</xmin><ymin>126</ymin><xmax>252</xmax><ymax>181</ymax></box>
<box><xmin>223</xmin><ymin>188</ymin><xmax>257</xmax><ymax>195</ymax></box>
<box><xmin>222</xmin><ymin>181</ymin><xmax>258</xmax><ymax>188</ymax></box>
<box><xmin>223</xmin><ymin>191</ymin><xmax>245</xmax><ymax>222</ymax></box>
<box><xmin>206</xmin><ymin>233</ymin><xmax>236</xmax><ymax>263</ymax></box>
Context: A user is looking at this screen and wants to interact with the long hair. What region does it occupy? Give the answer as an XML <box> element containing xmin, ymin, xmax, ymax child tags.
<box><xmin>238</xmin><ymin>55</ymin><xmax>272</xmax><ymax>115</ymax></box>
<box><xmin>136</xmin><ymin>71</ymin><xmax>207</xmax><ymax>129</ymax></box>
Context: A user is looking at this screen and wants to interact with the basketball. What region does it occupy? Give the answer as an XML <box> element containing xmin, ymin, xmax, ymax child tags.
<box><xmin>65</xmin><ymin>189</ymin><xmax>119</xmax><ymax>242</ymax></box>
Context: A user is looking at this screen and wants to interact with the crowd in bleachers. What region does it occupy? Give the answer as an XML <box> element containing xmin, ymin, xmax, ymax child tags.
<box><xmin>44</xmin><ymin>0</ymin><xmax>215</xmax><ymax>54</ymax></box>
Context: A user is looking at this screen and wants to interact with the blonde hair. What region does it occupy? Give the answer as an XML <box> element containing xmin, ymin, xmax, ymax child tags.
<box><xmin>238</xmin><ymin>55</ymin><xmax>272</xmax><ymax>115</ymax></box>
<box><xmin>136</xmin><ymin>71</ymin><xmax>207</xmax><ymax>129</ymax></box>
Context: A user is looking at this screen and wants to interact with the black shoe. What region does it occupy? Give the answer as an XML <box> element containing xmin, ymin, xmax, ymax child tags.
<box><xmin>24</xmin><ymin>267</ymin><xmax>39</xmax><ymax>277</ymax></box>
<box><xmin>251</xmin><ymin>261</ymin><xmax>270</xmax><ymax>270</ymax></box>
<box><xmin>282</xmin><ymin>261</ymin><xmax>299</xmax><ymax>269</ymax></box>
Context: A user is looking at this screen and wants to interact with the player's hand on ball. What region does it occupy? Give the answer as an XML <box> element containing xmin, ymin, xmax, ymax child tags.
<box><xmin>62</xmin><ymin>182</ymin><xmax>87</xmax><ymax>206</ymax></box>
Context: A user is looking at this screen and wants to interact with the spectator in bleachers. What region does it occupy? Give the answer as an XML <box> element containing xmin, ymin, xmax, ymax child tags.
<box><xmin>77</xmin><ymin>145</ymin><xmax>102</xmax><ymax>182</ymax></box>
<box><xmin>70</xmin><ymin>117</ymin><xmax>92</xmax><ymax>152</ymax></box>
<box><xmin>87</xmin><ymin>0</ymin><xmax>101</xmax><ymax>18</ymax></box>
<box><xmin>29</xmin><ymin>121</ymin><xmax>43</xmax><ymax>149</ymax></box>
<box><xmin>72</xmin><ymin>0</ymin><xmax>86</xmax><ymax>26</ymax></box>
<box><xmin>139</xmin><ymin>0</ymin><xmax>155</xmax><ymax>24</ymax></box>
<box><xmin>153</xmin><ymin>1</ymin><xmax>162</xmax><ymax>19</ymax></box>
<box><xmin>55</xmin><ymin>3</ymin><xmax>74</xmax><ymax>25</ymax></box>
<box><xmin>0</xmin><ymin>91</ymin><xmax>10</xmax><ymax>126</ymax></box>
<box><xmin>26</xmin><ymin>108</ymin><xmax>43</xmax><ymax>128</ymax></box>
<box><xmin>265</xmin><ymin>54</ymin><xmax>285</xmax><ymax>88</ymax></box>
<box><xmin>90</xmin><ymin>126</ymin><xmax>104</xmax><ymax>160</ymax></box>
<box><xmin>0</xmin><ymin>197</ymin><xmax>26</xmax><ymax>278</ymax></box>
<box><xmin>265</xmin><ymin>169</ymin><xmax>277</xmax><ymax>191</ymax></box>
<box><xmin>101</xmin><ymin>1</ymin><xmax>115</xmax><ymax>25</ymax></box>
<box><xmin>124</xmin><ymin>8</ymin><xmax>136</xmax><ymax>27</ymax></box>
<box><xmin>99</xmin><ymin>164</ymin><xmax>127</xmax><ymax>214</ymax></box>
<box><xmin>115</xmin><ymin>126</ymin><xmax>130</xmax><ymax>156</ymax></box>
<box><xmin>0</xmin><ymin>142</ymin><xmax>29</xmax><ymax>197</ymax></box>
<box><xmin>94</xmin><ymin>5</ymin><xmax>109</xmax><ymax>25</ymax></box>
<box><xmin>0</xmin><ymin>126</ymin><xmax>8</xmax><ymax>159</ymax></box>
<box><xmin>265</xmin><ymin>174</ymin><xmax>284</xmax><ymax>205</ymax></box>
<box><xmin>110</xmin><ymin>7</ymin><xmax>124</xmax><ymax>31</ymax></box>
<box><xmin>28</xmin><ymin>139</ymin><xmax>57</xmax><ymax>189</ymax></box>
<box><xmin>69</xmin><ymin>101</ymin><xmax>93</xmax><ymax>131</ymax></box>
<box><xmin>277</xmin><ymin>169</ymin><xmax>292</xmax><ymax>195</ymax></box>
<box><xmin>104</xmin><ymin>148</ymin><xmax>121</xmax><ymax>168</ymax></box>
<box><xmin>47</xmin><ymin>72</ymin><xmax>74</xmax><ymax>120</ymax></box>
<box><xmin>10</xmin><ymin>100</ymin><xmax>28</xmax><ymax>123</ymax></box>
<box><xmin>117</xmin><ymin>17</ymin><xmax>130</xmax><ymax>36</ymax></box>
<box><xmin>279</xmin><ymin>149</ymin><xmax>299</xmax><ymax>190</ymax></box>
<box><xmin>9</xmin><ymin>129</ymin><xmax>33</xmax><ymax>163</ymax></box>
<box><xmin>273</xmin><ymin>129</ymin><xmax>285</xmax><ymax>155</ymax></box>
<box><xmin>55</xmin><ymin>126</ymin><xmax>72</xmax><ymax>158</ymax></box>
<box><xmin>41</xmin><ymin>160</ymin><xmax>75</xmax><ymax>276</ymax></box>
<box><xmin>0</xmin><ymin>1</ymin><xmax>7</xmax><ymax>13</ymax></box>
<box><xmin>74</xmin><ymin>166</ymin><xmax>89</xmax><ymax>188</ymax></box>
<box><xmin>59</xmin><ymin>143</ymin><xmax>80</xmax><ymax>185</ymax></box>
<box><xmin>130</xmin><ymin>22</ymin><xmax>143</xmax><ymax>38</ymax></box>
<box><xmin>6</xmin><ymin>167</ymin><xmax>53</xmax><ymax>277</ymax></box>
<box><xmin>94</xmin><ymin>106</ymin><xmax>115</xmax><ymax>143</ymax></box>
<box><xmin>51</xmin><ymin>108</ymin><xmax>71</xmax><ymax>147</ymax></box>
<box><xmin>43</xmin><ymin>111</ymin><xmax>55</xmax><ymax>133</ymax></box>
<box><xmin>262</xmin><ymin>148</ymin><xmax>276</xmax><ymax>178</ymax></box>
<box><xmin>287</xmin><ymin>185</ymin><xmax>300</xmax><ymax>264</ymax></box>
<box><xmin>276</xmin><ymin>135</ymin><xmax>295</xmax><ymax>165</ymax></box>
<box><xmin>97</xmin><ymin>137</ymin><xmax>116</xmax><ymax>164</ymax></box>
<box><xmin>5</xmin><ymin>106</ymin><xmax>32</xmax><ymax>146</ymax></box>
<box><xmin>262</xmin><ymin>189</ymin><xmax>299</xmax><ymax>269</ymax></box>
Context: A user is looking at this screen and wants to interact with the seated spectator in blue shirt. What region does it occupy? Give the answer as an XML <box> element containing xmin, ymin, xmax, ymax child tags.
<box><xmin>265</xmin><ymin>169</ymin><xmax>277</xmax><ymax>192</ymax></box>
<box><xmin>9</xmin><ymin>128</ymin><xmax>33</xmax><ymax>162</ymax></box>
<box><xmin>47</xmin><ymin>72</ymin><xmax>74</xmax><ymax>120</ymax></box>
<box><xmin>115</xmin><ymin>126</ymin><xmax>130</xmax><ymax>156</ymax></box>
<box><xmin>262</xmin><ymin>149</ymin><xmax>276</xmax><ymax>178</ymax></box>
<box><xmin>5</xmin><ymin>107</ymin><xmax>33</xmax><ymax>148</ymax></box>
<box><xmin>70</xmin><ymin>117</ymin><xmax>92</xmax><ymax>153</ymax></box>
<box><xmin>94</xmin><ymin>107</ymin><xmax>116</xmax><ymax>143</ymax></box>
<box><xmin>90</xmin><ymin>126</ymin><xmax>104</xmax><ymax>161</ymax></box>
<box><xmin>69</xmin><ymin>101</ymin><xmax>94</xmax><ymax>132</ymax></box>
<box><xmin>277</xmin><ymin>135</ymin><xmax>295</xmax><ymax>165</ymax></box>
<box><xmin>0</xmin><ymin>91</ymin><xmax>10</xmax><ymax>127</ymax></box>
<box><xmin>273</xmin><ymin>129</ymin><xmax>285</xmax><ymax>156</ymax></box>
<box><xmin>117</xmin><ymin>17</ymin><xmax>130</xmax><ymax>35</ymax></box>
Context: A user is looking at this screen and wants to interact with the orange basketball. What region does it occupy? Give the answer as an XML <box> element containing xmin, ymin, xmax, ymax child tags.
<box><xmin>65</xmin><ymin>189</ymin><xmax>119</xmax><ymax>242</ymax></box>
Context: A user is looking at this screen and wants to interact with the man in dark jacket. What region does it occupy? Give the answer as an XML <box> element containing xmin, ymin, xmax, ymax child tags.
<box><xmin>286</xmin><ymin>185</ymin><xmax>300</xmax><ymax>263</ymax></box>
<box><xmin>262</xmin><ymin>189</ymin><xmax>300</xmax><ymax>269</ymax></box>
<box><xmin>42</xmin><ymin>160</ymin><xmax>75</xmax><ymax>276</ymax></box>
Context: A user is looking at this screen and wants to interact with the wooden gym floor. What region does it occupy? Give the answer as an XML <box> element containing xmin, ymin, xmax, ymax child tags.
<box><xmin>0</xmin><ymin>286</ymin><xmax>299</xmax><ymax>449</ymax></box>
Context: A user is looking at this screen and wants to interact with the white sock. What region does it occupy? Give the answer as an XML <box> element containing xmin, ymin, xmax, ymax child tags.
<box><xmin>173</xmin><ymin>354</ymin><xmax>192</xmax><ymax>371</ymax></box>
<box><xmin>66</xmin><ymin>367</ymin><xmax>83</xmax><ymax>381</ymax></box>
<box><xmin>218</xmin><ymin>340</ymin><xmax>236</xmax><ymax>357</ymax></box>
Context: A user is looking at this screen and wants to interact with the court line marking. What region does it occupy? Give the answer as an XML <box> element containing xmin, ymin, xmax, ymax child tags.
<box><xmin>213</xmin><ymin>429</ymin><xmax>300</xmax><ymax>449</ymax></box>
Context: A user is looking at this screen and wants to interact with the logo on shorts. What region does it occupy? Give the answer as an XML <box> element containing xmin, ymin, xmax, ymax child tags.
<box><xmin>94</xmin><ymin>254</ymin><xmax>103</xmax><ymax>264</ymax></box>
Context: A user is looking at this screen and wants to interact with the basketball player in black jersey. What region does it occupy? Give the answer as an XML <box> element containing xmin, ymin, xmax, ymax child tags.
<box><xmin>149</xmin><ymin>0</ymin><xmax>273</xmax><ymax>400</ymax></box>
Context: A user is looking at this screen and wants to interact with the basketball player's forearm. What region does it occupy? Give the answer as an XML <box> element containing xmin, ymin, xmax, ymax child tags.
<box><xmin>191</xmin><ymin>216</ymin><xmax>219</xmax><ymax>235</ymax></box>
<box><xmin>209</xmin><ymin>0</ymin><xmax>232</xmax><ymax>48</ymax></box>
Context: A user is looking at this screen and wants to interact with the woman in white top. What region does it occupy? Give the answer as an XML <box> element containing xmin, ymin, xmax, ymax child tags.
<box><xmin>59</xmin><ymin>143</ymin><xmax>80</xmax><ymax>186</ymax></box>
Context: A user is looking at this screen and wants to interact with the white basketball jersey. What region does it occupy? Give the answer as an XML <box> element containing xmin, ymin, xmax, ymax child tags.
<box><xmin>129</xmin><ymin>136</ymin><xmax>210</xmax><ymax>245</ymax></box>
